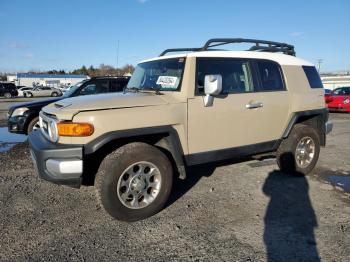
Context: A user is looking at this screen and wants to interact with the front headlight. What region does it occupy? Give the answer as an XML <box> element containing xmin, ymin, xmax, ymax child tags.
<box><xmin>48</xmin><ymin>120</ymin><xmax>58</xmax><ymax>142</ymax></box>
<box><xmin>343</xmin><ymin>99</ymin><xmax>350</xmax><ymax>104</ymax></box>
<box><xmin>11</xmin><ymin>107</ymin><xmax>29</xmax><ymax>117</ymax></box>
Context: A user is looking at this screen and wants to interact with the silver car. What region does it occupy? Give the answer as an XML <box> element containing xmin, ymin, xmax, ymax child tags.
<box><xmin>24</xmin><ymin>86</ymin><xmax>62</xmax><ymax>97</ymax></box>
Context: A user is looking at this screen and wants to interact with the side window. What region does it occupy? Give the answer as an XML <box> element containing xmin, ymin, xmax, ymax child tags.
<box><xmin>302</xmin><ymin>66</ymin><xmax>323</xmax><ymax>89</ymax></box>
<box><xmin>110</xmin><ymin>79</ymin><xmax>128</xmax><ymax>92</ymax></box>
<box><xmin>257</xmin><ymin>61</ymin><xmax>284</xmax><ymax>91</ymax></box>
<box><xmin>79</xmin><ymin>80</ymin><xmax>109</xmax><ymax>95</ymax></box>
<box><xmin>196</xmin><ymin>58</ymin><xmax>255</xmax><ymax>94</ymax></box>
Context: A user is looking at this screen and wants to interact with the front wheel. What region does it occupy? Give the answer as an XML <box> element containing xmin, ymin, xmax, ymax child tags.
<box><xmin>27</xmin><ymin>117</ymin><xmax>40</xmax><ymax>134</ymax></box>
<box><xmin>95</xmin><ymin>142</ymin><xmax>173</xmax><ymax>221</ymax></box>
<box><xmin>26</xmin><ymin>92</ymin><xmax>33</xmax><ymax>98</ymax></box>
<box><xmin>4</xmin><ymin>92</ymin><xmax>11</xmax><ymax>98</ymax></box>
<box><xmin>51</xmin><ymin>92</ymin><xmax>58</xmax><ymax>97</ymax></box>
<box><xmin>276</xmin><ymin>124</ymin><xmax>320</xmax><ymax>175</ymax></box>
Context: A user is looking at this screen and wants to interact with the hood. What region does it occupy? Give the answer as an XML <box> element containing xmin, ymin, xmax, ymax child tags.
<box><xmin>42</xmin><ymin>92</ymin><xmax>174</xmax><ymax>120</ymax></box>
<box><xmin>9</xmin><ymin>97</ymin><xmax>62</xmax><ymax>111</ymax></box>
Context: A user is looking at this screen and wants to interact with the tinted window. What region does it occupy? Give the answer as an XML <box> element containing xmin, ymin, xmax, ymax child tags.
<box><xmin>79</xmin><ymin>80</ymin><xmax>109</xmax><ymax>95</ymax></box>
<box><xmin>196</xmin><ymin>58</ymin><xmax>255</xmax><ymax>94</ymax></box>
<box><xmin>110</xmin><ymin>79</ymin><xmax>128</xmax><ymax>92</ymax></box>
<box><xmin>257</xmin><ymin>61</ymin><xmax>284</xmax><ymax>91</ymax></box>
<box><xmin>303</xmin><ymin>66</ymin><xmax>323</xmax><ymax>89</ymax></box>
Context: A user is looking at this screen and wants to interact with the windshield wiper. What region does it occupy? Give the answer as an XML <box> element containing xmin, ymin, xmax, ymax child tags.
<box><xmin>124</xmin><ymin>86</ymin><xmax>162</xmax><ymax>95</ymax></box>
<box><xmin>123</xmin><ymin>86</ymin><xmax>140</xmax><ymax>94</ymax></box>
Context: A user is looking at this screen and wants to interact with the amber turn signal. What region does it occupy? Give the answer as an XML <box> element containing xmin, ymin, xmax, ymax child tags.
<box><xmin>57</xmin><ymin>122</ymin><xmax>94</xmax><ymax>137</ymax></box>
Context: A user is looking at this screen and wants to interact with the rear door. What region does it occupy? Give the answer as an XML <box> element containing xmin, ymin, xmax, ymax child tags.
<box><xmin>252</xmin><ymin>60</ymin><xmax>290</xmax><ymax>141</ymax></box>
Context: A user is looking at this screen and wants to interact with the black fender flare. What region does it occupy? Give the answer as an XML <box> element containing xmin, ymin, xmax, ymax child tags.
<box><xmin>84</xmin><ymin>126</ymin><xmax>187</xmax><ymax>179</ymax></box>
<box><xmin>282</xmin><ymin>108</ymin><xmax>328</xmax><ymax>146</ymax></box>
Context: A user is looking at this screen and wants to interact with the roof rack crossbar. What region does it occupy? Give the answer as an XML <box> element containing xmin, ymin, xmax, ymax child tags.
<box><xmin>159</xmin><ymin>48</ymin><xmax>201</xmax><ymax>56</ymax></box>
<box><xmin>159</xmin><ymin>38</ymin><xmax>296</xmax><ymax>57</ymax></box>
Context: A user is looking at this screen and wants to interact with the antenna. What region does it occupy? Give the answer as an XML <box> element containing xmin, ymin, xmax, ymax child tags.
<box><xmin>116</xmin><ymin>40</ymin><xmax>120</xmax><ymax>75</ymax></box>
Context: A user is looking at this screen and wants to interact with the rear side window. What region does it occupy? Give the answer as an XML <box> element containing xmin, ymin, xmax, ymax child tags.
<box><xmin>110</xmin><ymin>79</ymin><xmax>128</xmax><ymax>92</ymax></box>
<box><xmin>256</xmin><ymin>61</ymin><xmax>284</xmax><ymax>91</ymax></box>
<box><xmin>302</xmin><ymin>66</ymin><xmax>323</xmax><ymax>89</ymax></box>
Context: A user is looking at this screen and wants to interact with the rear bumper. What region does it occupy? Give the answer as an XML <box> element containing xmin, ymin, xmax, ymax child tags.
<box><xmin>28</xmin><ymin>130</ymin><xmax>83</xmax><ymax>188</ymax></box>
<box><xmin>325</xmin><ymin>121</ymin><xmax>333</xmax><ymax>134</ymax></box>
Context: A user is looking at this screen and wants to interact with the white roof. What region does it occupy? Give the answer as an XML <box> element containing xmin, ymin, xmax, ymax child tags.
<box><xmin>140</xmin><ymin>51</ymin><xmax>313</xmax><ymax>67</ymax></box>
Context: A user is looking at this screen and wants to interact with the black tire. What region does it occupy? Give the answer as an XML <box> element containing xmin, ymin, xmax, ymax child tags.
<box><xmin>4</xmin><ymin>92</ymin><xmax>11</xmax><ymax>98</ymax></box>
<box><xmin>276</xmin><ymin>124</ymin><xmax>320</xmax><ymax>175</ymax></box>
<box><xmin>95</xmin><ymin>142</ymin><xmax>173</xmax><ymax>221</ymax></box>
<box><xmin>27</xmin><ymin>117</ymin><xmax>40</xmax><ymax>134</ymax></box>
<box><xmin>27</xmin><ymin>92</ymin><xmax>33</xmax><ymax>98</ymax></box>
<box><xmin>51</xmin><ymin>92</ymin><xmax>58</xmax><ymax>97</ymax></box>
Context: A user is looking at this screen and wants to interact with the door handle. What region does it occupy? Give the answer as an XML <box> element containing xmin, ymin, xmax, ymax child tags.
<box><xmin>246</xmin><ymin>102</ymin><xmax>263</xmax><ymax>109</ymax></box>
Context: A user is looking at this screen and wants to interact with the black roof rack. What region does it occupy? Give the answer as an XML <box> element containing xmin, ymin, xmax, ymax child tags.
<box><xmin>160</xmin><ymin>38</ymin><xmax>295</xmax><ymax>56</ymax></box>
<box><xmin>159</xmin><ymin>48</ymin><xmax>201</xmax><ymax>56</ymax></box>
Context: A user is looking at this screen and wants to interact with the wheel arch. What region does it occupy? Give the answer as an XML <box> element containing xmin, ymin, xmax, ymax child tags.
<box><xmin>282</xmin><ymin>108</ymin><xmax>328</xmax><ymax>146</ymax></box>
<box><xmin>83</xmin><ymin>126</ymin><xmax>187</xmax><ymax>185</ymax></box>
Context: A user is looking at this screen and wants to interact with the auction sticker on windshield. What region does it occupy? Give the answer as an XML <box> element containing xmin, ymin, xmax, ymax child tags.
<box><xmin>156</xmin><ymin>76</ymin><xmax>178</xmax><ymax>89</ymax></box>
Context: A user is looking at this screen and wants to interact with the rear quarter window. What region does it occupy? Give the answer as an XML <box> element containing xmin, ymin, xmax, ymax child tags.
<box><xmin>256</xmin><ymin>60</ymin><xmax>285</xmax><ymax>91</ymax></box>
<box><xmin>302</xmin><ymin>66</ymin><xmax>323</xmax><ymax>89</ymax></box>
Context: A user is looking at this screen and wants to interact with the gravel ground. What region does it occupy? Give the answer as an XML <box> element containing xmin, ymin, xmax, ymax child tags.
<box><xmin>0</xmin><ymin>113</ymin><xmax>349</xmax><ymax>261</ymax></box>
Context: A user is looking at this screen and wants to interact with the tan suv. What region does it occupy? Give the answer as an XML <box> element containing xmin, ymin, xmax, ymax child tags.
<box><xmin>28</xmin><ymin>38</ymin><xmax>333</xmax><ymax>221</ymax></box>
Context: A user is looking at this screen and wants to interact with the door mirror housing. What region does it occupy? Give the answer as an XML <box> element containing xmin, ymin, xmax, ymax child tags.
<box><xmin>203</xmin><ymin>74</ymin><xmax>222</xmax><ymax>107</ymax></box>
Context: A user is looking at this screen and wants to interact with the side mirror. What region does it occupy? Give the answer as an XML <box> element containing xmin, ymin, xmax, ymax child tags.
<box><xmin>203</xmin><ymin>74</ymin><xmax>222</xmax><ymax>107</ymax></box>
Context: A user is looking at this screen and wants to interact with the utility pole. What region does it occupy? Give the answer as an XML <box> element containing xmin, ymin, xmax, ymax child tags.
<box><xmin>116</xmin><ymin>40</ymin><xmax>120</xmax><ymax>76</ymax></box>
<box><xmin>316</xmin><ymin>59</ymin><xmax>323</xmax><ymax>73</ymax></box>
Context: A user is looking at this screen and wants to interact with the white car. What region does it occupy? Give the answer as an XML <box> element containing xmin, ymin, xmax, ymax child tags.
<box><xmin>17</xmin><ymin>87</ymin><xmax>33</xmax><ymax>97</ymax></box>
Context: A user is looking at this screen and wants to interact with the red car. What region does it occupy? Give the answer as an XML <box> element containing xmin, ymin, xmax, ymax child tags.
<box><xmin>326</xmin><ymin>87</ymin><xmax>350</xmax><ymax>112</ymax></box>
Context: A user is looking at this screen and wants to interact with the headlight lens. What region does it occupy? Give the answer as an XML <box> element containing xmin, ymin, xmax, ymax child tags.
<box><xmin>48</xmin><ymin>120</ymin><xmax>58</xmax><ymax>142</ymax></box>
<box><xmin>11</xmin><ymin>107</ymin><xmax>29</xmax><ymax>117</ymax></box>
<box><xmin>343</xmin><ymin>99</ymin><xmax>350</xmax><ymax>104</ymax></box>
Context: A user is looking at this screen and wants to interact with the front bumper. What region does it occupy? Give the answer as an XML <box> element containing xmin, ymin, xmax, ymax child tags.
<box><xmin>28</xmin><ymin>130</ymin><xmax>83</xmax><ymax>188</ymax></box>
<box><xmin>8</xmin><ymin>116</ymin><xmax>27</xmax><ymax>134</ymax></box>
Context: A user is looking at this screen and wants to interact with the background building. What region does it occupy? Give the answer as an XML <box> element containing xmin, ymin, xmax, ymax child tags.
<box><xmin>7</xmin><ymin>73</ymin><xmax>88</xmax><ymax>87</ymax></box>
<box><xmin>321</xmin><ymin>75</ymin><xmax>350</xmax><ymax>90</ymax></box>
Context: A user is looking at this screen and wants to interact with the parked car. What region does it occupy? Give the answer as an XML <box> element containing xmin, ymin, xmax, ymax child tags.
<box><xmin>17</xmin><ymin>87</ymin><xmax>34</xmax><ymax>97</ymax></box>
<box><xmin>0</xmin><ymin>82</ymin><xmax>18</xmax><ymax>98</ymax></box>
<box><xmin>28</xmin><ymin>38</ymin><xmax>332</xmax><ymax>221</ymax></box>
<box><xmin>23</xmin><ymin>86</ymin><xmax>62</xmax><ymax>97</ymax></box>
<box><xmin>325</xmin><ymin>86</ymin><xmax>350</xmax><ymax>112</ymax></box>
<box><xmin>8</xmin><ymin>76</ymin><xmax>130</xmax><ymax>134</ymax></box>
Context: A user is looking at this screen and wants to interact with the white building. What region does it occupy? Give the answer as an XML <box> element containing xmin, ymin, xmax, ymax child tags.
<box><xmin>321</xmin><ymin>75</ymin><xmax>350</xmax><ymax>90</ymax></box>
<box><xmin>8</xmin><ymin>73</ymin><xmax>88</xmax><ymax>87</ymax></box>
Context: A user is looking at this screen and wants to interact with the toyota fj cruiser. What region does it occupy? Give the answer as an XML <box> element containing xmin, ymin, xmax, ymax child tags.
<box><xmin>28</xmin><ymin>38</ymin><xmax>333</xmax><ymax>221</ymax></box>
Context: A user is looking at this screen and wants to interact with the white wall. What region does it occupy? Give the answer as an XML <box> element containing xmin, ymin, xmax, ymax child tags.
<box><xmin>17</xmin><ymin>77</ymin><xmax>86</xmax><ymax>87</ymax></box>
<box><xmin>321</xmin><ymin>76</ymin><xmax>350</xmax><ymax>90</ymax></box>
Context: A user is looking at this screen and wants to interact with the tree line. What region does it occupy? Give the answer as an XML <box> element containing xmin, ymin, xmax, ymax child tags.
<box><xmin>1</xmin><ymin>64</ymin><xmax>135</xmax><ymax>79</ymax></box>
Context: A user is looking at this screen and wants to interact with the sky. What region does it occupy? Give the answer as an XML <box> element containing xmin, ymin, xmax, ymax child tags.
<box><xmin>1</xmin><ymin>0</ymin><xmax>349</xmax><ymax>73</ymax></box>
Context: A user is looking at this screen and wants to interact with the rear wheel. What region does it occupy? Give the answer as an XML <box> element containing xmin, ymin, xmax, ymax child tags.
<box><xmin>276</xmin><ymin>124</ymin><xmax>320</xmax><ymax>175</ymax></box>
<box><xmin>95</xmin><ymin>142</ymin><xmax>173</xmax><ymax>221</ymax></box>
<box><xmin>51</xmin><ymin>92</ymin><xmax>58</xmax><ymax>97</ymax></box>
<box><xmin>27</xmin><ymin>117</ymin><xmax>40</xmax><ymax>134</ymax></box>
<box><xmin>26</xmin><ymin>92</ymin><xmax>33</xmax><ymax>98</ymax></box>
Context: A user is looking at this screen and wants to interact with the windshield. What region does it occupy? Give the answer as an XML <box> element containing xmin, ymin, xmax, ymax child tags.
<box><xmin>332</xmin><ymin>87</ymin><xmax>350</xmax><ymax>96</ymax></box>
<box><xmin>127</xmin><ymin>57</ymin><xmax>185</xmax><ymax>91</ymax></box>
<box><xmin>63</xmin><ymin>80</ymin><xmax>88</xmax><ymax>97</ymax></box>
